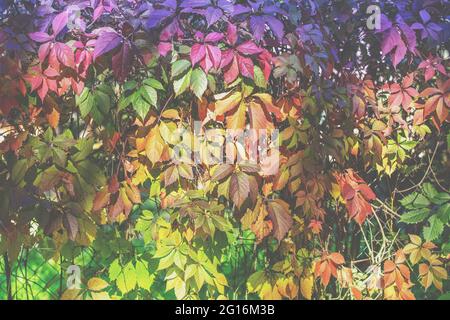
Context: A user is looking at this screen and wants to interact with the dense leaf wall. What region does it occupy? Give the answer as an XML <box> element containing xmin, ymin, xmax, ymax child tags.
<box><xmin>0</xmin><ymin>0</ymin><xmax>449</xmax><ymax>300</ymax></box>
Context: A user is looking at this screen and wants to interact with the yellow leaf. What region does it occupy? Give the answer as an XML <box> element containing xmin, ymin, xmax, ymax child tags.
<box><xmin>87</xmin><ymin>277</ymin><xmax>109</xmax><ymax>291</ymax></box>
<box><xmin>215</xmin><ymin>91</ymin><xmax>242</xmax><ymax>116</ymax></box>
<box><xmin>145</xmin><ymin>126</ymin><xmax>165</xmax><ymax>164</ymax></box>
<box><xmin>300</xmin><ymin>274</ymin><xmax>314</xmax><ymax>300</ymax></box>
<box><xmin>226</xmin><ymin>100</ymin><xmax>246</xmax><ymax>129</ymax></box>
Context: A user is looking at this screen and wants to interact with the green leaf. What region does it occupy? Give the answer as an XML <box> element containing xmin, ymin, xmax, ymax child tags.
<box><xmin>171</xmin><ymin>60</ymin><xmax>191</xmax><ymax>78</ymax></box>
<box><xmin>253</xmin><ymin>65</ymin><xmax>267</xmax><ymax>88</ymax></box>
<box><xmin>399</xmin><ymin>193</ymin><xmax>430</xmax><ymax>209</ymax></box>
<box><xmin>173</xmin><ymin>69</ymin><xmax>192</xmax><ymax>97</ymax></box>
<box><xmin>118</xmin><ymin>95</ymin><xmax>132</xmax><ymax>111</ymax></box>
<box><xmin>190</xmin><ymin>68</ymin><xmax>207</xmax><ymax>99</ymax></box>
<box><xmin>116</xmin><ymin>262</ymin><xmax>137</xmax><ymax>294</ymax></box>
<box><xmin>423</xmin><ymin>215</ymin><xmax>444</xmax><ymax>242</ymax></box>
<box><xmin>12</xmin><ymin>159</ymin><xmax>28</xmax><ymax>185</ymax></box>
<box><xmin>52</xmin><ymin>148</ymin><xmax>67</xmax><ymax>167</ymax></box>
<box><xmin>141</xmin><ymin>85</ymin><xmax>158</xmax><ymax>106</ymax></box>
<box><xmin>400</xmin><ymin>208</ymin><xmax>429</xmax><ymax>224</ymax></box>
<box><xmin>76</xmin><ymin>88</ymin><xmax>94</xmax><ymax>118</ymax></box>
<box><xmin>431</xmin><ymin>192</ymin><xmax>450</xmax><ymax>205</ymax></box>
<box><xmin>422</xmin><ymin>183</ymin><xmax>437</xmax><ymax>200</ymax></box>
<box><xmin>135</xmin><ymin>260</ymin><xmax>153</xmax><ymax>290</ymax></box>
<box><xmin>133</xmin><ymin>94</ymin><xmax>151</xmax><ymax>120</ymax></box>
<box><xmin>94</xmin><ymin>88</ymin><xmax>111</xmax><ymax>114</ymax></box>
<box><xmin>144</xmin><ymin>78</ymin><xmax>164</xmax><ymax>91</ymax></box>
<box><xmin>437</xmin><ymin>203</ymin><xmax>450</xmax><ymax>224</ymax></box>
<box><xmin>123</xmin><ymin>80</ymin><xmax>137</xmax><ymax>91</ymax></box>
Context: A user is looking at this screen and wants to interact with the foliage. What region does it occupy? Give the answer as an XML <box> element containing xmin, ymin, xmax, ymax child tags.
<box><xmin>0</xmin><ymin>0</ymin><xmax>449</xmax><ymax>300</ymax></box>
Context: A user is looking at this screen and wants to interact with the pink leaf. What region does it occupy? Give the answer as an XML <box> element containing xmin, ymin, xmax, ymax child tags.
<box><xmin>204</xmin><ymin>32</ymin><xmax>224</xmax><ymax>43</ymax></box>
<box><xmin>38</xmin><ymin>42</ymin><xmax>51</xmax><ymax>62</ymax></box>
<box><xmin>158</xmin><ymin>42</ymin><xmax>172</xmax><ymax>57</ymax></box>
<box><xmin>236</xmin><ymin>41</ymin><xmax>263</xmax><ymax>55</ymax></box>
<box><xmin>226</xmin><ymin>23</ymin><xmax>238</xmax><ymax>45</ymax></box>
<box><xmin>238</xmin><ymin>55</ymin><xmax>254</xmax><ymax>78</ymax></box>
<box><xmin>190</xmin><ymin>43</ymin><xmax>206</xmax><ymax>66</ymax></box>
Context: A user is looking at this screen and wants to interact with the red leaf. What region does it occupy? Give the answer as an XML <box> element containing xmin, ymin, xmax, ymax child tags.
<box><xmin>112</xmin><ymin>42</ymin><xmax>132</xmax><ymax>82</ymax></box>
<box><xmin>237</xmin><ymin>55</ymin><xmax>254</xmax><ymax>78</ymax></box>
<box><xmin>223</xmin><ymin>55</ymin><xmax>239</xmax><ymax>84</ymax></box>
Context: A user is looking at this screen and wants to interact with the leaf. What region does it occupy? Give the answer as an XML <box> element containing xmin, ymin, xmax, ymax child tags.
<box><xmin>300</xmin><ymin>274</ymin><xmax>314</xmax><ymax>300</ymax></box>
<box><xmin>52</xmin><ymin>11</ymin><xmax>68</xmax><ymax>36</ymax></box>
<box><xmin>173</xmin><ymin>69</ymin><xmax>192</xmax><ymax>96</ymax></box>
<box><xmin>93</xmin><ymin>32</ymin><xmax>122</xmax><ymax>60</ymax></box>
<box><xmin>145</xmin><ymin>127</ymin><xmax>165</xmax><ymax>165</ymax></box>
<box><xmin>190</xmin><ymin>68</ymin><xmax>207</xmax><ymax>99</ymax></box>
<box><xmin>229</xmin><ymin>172</ymin><xmax>250</xmax><ymax>209</ymax></box>
<box><xmin>171</xmin><ymin>60</ymin><xmax>191</xmax><ymax>78</ymax></box>
<box><xmin>12</xmin><ymin>159</ymin><xmax>28</xmax><ymax>185</ymax></box>
<box><xmin>400</xmin><ymin>208</ymin><xmax>429</xmax><ymax>224</ymax></box>
<box><xmin>135</xmin><ymin>260</ymin><xmax>153</xmax><ymax>290</ymax></box>
<box><xmin>211</xmin><ymin>164</ymin><xmax>234</xmax><ymax>181</ymax></box>
<box><xmin>87</xmin><ymin>277</ymin><xmax>109</xmax><ymax>291</ymax></box>
<box><xmin>423</xmin><ymin>215</ymin><xmax>444</xmax><ymax>242</ymax></box>
<box><xmin>190</xmin><ymin>43</ymin><xmax>206</xmax><ymax>66</ymax></box>
<box><xmin>63</xmin><ymin>213</ymin><xmax>78</xmax><ymax>241</ymax></box>
<box><xmin>253</xmin><ymin>65</ymin><xmax>267</xmax><ymax>88</ymax></box>
<box><xmin>215</xmin><ymin>91</ymin><xmax>242</xmax><ymax>116</ymax></box>
<box><xmin>77</xmin><ymin>88</ymin><xmax>94</xmax><ymax>118</ymax></box>
<box><xmin>381</xmin><ymin>27</ymin><xmax>407</xmax><ymax>68</ymax></box>
<box><xmin>267</xmin><ymin>199</ymin><xmax>293</xmax><ymax>241</ymax></box>
<box><xmin>116</xmin><ymin>262</ymin><xmax>137</xmax><ymax>294</ymax></box>
<box><xmin>47</xmin><ymin>107</ymin><xmax>60</xmax><ymax>129</ymax></box>
<box><xmin>112</xmin><ymin>42</ymin><xmax>132</xmax><ymax>82</ymax></box>
<box><xmin>141</xmin><ymin>85</ymin><xmax>158</xmax><ymax>107</ymax></box>
<box><xmin>132</xmin><ymin>94</ymin><xmax>151</xmax><ymax>121</ymax></box>
<box><xmin>400</xmin><ymin>193</ymin><xmax>430</xmax><ymax>209</ymax></box>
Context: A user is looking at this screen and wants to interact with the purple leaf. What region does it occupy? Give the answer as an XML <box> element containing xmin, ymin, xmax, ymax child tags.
<box><xmin>93</xmin><ymin>32</ymin><xmax>122</xmax><ymax>60</ymax></box>
<box><xmin>250</xmin><ymin>16</ymin><xmax>265</xmax><ymax>41</ymax></box>
<box><xmin>28</xmin><ymin>32</ymin><xmax>53</xmax><ymax>43</ymax></box>
<box><xmin>381</xmin><ymin>28</ymin><xmax>401</xmax><ymax>56</ymax></box>
<box><xmin>419</xmin><ymin>9</ymin><xmax>431</xmax><ymax>24</ymax></box>
<box><xmin>231</xmin><ymin>4</ymin><xmax>251</xmax><ymax>16</ymax></box>
<box><xmin>52</xmin><ymin>11</ymin><xmax>69</xmax><ymax>36</ymax></box>
<box><xmin>180</xmin><ymin>0</ymin><xmax>210</xmax><ymax>8</ymax></box>
<box><xmin>203</xmin><ymin>7</ymin><xmax>223</xmax><ymax>26</ymax></box>
<box><xmin>147</xmin><ymin>9</ymin><xmax>173</xmax><ymax>29</ymax></box>
<box><xmin>265</xmin><ymin>16</ymin><xmax>284</xmax><ymax>40</ymax></box>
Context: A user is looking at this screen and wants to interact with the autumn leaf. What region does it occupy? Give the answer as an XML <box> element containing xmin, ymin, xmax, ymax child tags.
<box><xmin>229</xmin><ymin>172</ymin><xmax>250</xmax><ymax>209</ymax></box>
<box><xmin>267</xmin><ymin>199</ymin><xmax>293</xmax><ymax>242</ymax></box>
